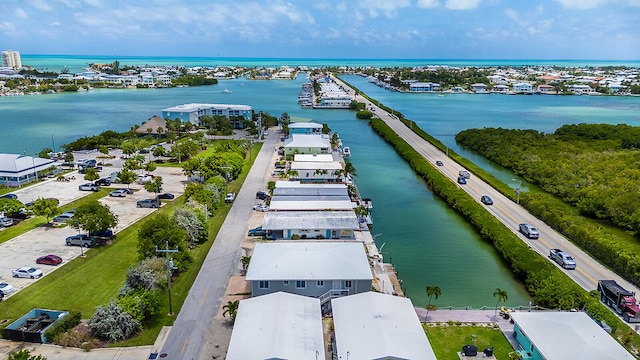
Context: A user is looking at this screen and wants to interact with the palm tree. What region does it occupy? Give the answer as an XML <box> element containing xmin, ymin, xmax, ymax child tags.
<box><xmin>425</xmin><ymin>286</ymin><xmax>441</xmax><ymax>320</ymax></box>
<box><xmin>493</xmin><ymin>288</ymin><xmax>509</xmax><ymax>318</ymax></box>
<box><xmin>222</xmin><ymin>300</ymin><xmax>240</xmax><ymax>324</ymax></box>
<box><xmin>344</xmin><ymin>160</ymin><xmax>357</xmax><ymax>178</ymax></box>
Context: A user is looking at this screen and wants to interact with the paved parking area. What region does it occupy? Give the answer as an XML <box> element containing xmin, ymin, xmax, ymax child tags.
<box><xmin>0</xmin><ymin>158</ymin><xmax>187</xmax><ymax>300</ymax></box>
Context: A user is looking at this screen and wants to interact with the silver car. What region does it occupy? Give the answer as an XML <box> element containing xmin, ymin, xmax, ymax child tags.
<box><xmin>12</xmin><ymin>266</ymin><xmax>43</xmax><ymax>279</ymax></box>
<box><xmin>109</xmin><ymin>189</ymin><xmax>128</xmax><ymax>197</ymax></box>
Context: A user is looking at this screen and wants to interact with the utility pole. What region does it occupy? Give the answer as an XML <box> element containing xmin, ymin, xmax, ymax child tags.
<box><xmin>155</xmin><ymin>241</ymin><xmax>179</xmax><ymax>315</ymax></box>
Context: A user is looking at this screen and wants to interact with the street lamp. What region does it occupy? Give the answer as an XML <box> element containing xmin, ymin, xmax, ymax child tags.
<box><xmin>512</xmin><ymin>178</ymin><xmax>522</xmax><ymax>204</ymax></box>
<box><xmin>32</xmin><ymin>154</ymin><xmax>38</xmax><ymax>183</ymax></box>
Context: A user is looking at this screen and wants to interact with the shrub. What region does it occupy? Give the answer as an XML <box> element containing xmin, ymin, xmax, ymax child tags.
<box><xmin>87</xmin><ymin>300</ymin><xmax>140</xmax><ymax>342</ymax></box>
<box><xmin>44</xmin><ymin>310</ymin><xmax>81</xmax><ymax>343</ymax></box>
<box><xmin>121</xmin><ymin>257</ymin><xmax>166</xmax><ymax>293</ymax></box>
<box><xmin>116</xmin><ymin>289</ymin><xmax>161</xmax><ymax>323</ymax></box>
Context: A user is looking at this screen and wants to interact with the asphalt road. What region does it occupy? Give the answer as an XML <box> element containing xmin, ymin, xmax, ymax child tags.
<box><xmin>158</xmin><ymin>134</ymin><xmax>278</xmax><ymax>359</ymax></box>
<box><xmin>333</xmin><ymin>76</ymin><xmax>640</xmax><ymax>300</ymax></box>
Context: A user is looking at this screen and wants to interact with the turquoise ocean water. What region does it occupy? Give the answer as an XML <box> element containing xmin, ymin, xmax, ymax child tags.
<box><xmin>3</xmin><ymin>56</ymin><xmax>640</xmax><ymax>308</ymax></box>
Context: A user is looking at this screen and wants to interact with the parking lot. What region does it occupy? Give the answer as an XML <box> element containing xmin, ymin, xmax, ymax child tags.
<box><xmin>0</xmin><ymin>157</ymin><xmax>187</xmax><ymax>298</ymax></box>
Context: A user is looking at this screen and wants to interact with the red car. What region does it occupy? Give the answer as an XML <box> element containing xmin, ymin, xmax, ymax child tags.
<box><xmin>36</xmin><ymin>254</ymin><xmax>63</xmax><ymax>266</ymax></box>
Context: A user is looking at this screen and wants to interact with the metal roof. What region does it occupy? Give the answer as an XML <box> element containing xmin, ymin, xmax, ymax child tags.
<box><xmin>510</xmin><ymin>311</ymin><xmax>633</xmax><ymax>359</ymax></box>
<box><xmin>294</xmin><ymin>153</ymin><xmax>334</xmax><ymax>162</ymax></box>
<box><xmin>246</xmin><ymin>241</ymin><xmax>373</xmax><ymax>281</ymax></box>
<box><xmin>226</xmin><ymin>292</ymin><xmax>325</xmax><ymax>360</ymax></box>
<box><xmin>272</xmin><ymin>186</ymin><xmax>349</xmax><ymax>197</ymax></box>
<box><xmin>269</xmin><ymin>198</ymin><xmax>355</xmax><ymax>211</ymax></box>
<box><xmin>0</xmin><ymin>154</ymin><xmax>55</xmax><ymax>176</ymax></box>
<box><xmin>332</xmin><ymin>292</ymin><xmax>437</xmax><ymax>360</ymax></box>
<box><xmin>262</xmin><ymin>211</ymin><xmax>359</xmax><ymax>230</ymax></box>
<box><xmin>291</xmin><ymin>161</ymin><xmax>342</xmax><ymax>171</ymax></box>
<box><xmin>284</xmin><ymin>134</ymin><xmax>330</xmax><ymax>148</ymax></box>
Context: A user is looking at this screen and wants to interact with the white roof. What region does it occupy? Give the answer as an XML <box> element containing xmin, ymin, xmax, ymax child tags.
<box><xmin>294</xmin><ymin>153</ymin><xmax>334</xmax><ymax>162</ymax></box>
<box><xmin>226</xmin><ymin>292</ymin><xmax>325</xmax><ymax>360</ymax></box>
<box><xmin>0</xmin><ymin>154</ymin><xmax>55</xmax><ymax>177</ymax></box>
<box><xmin>510</xmin><ymin>312</ymin><xmax>633</xmax><ymax>359</ymax></box>
<box><xmin>284</xmin><ymin>134</ymin><xmax>330</xmax><ymax>148</ymax></box>
<box><xmin>246</xmin><ymin>241</ymin><xmax>372</xmax><ymax>281</ymax></box>
<box><xmin>291</xmin><ymin>161</ymin><xmax>342</xmax><ymax>171</ymax></box>
<box><xmin>275</xmin><ymin>180</ymin><xmax>346</xmax><ymax>189</ymax></box>
<box><xmin>269</xmin><ymin>198</ymin><xmax>355</xmax><ymax>211</ymax></box>
<box><xmin>262</xmin><ymin>211</ymin><xmax>359</xmax><ymax>230</ymax></box>
<box><xmin>289</xmin><ymin>122</ymin><xmax>323</xmax><ymax>129</ymax></box>
<box><xmin>162</xmin><ymin>103</ymin><xmax>252</xmax><ymax>112</ymax></box>
<box><xmin>332</xmin><ymin>292</ymin><xmax>437</xmax><ymax>360</ymax></box>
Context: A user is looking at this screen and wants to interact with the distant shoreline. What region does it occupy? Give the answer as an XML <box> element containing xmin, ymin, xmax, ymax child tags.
<box><xmin>20</xmin><ymin>54</ymin><xmax>640</xmax><ymax>73</ymax></box>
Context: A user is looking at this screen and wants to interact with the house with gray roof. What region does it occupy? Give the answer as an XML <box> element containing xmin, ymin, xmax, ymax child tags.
<box><xmin>332</xmin><ymin>292</ymin><xmax>437</xmax><ymax>360</ymax></box>
<box><xmin>246</xmin><ymin>241</ymin><xmax>372</xmax><ymax>311</ymax></box>
<box><xmin>283</xmin><ymin>134</ymin><xmax>331</xmax><ymax>156</ymax></box>
<box><xmin>262</xmin><ymin>210</ymin><xmax>359</xmax><ymax>240</ymax></box>
<box><xmin>510</xmin><ymin>311</ymin><xmax>633</xmax><ymax>359</ymax></box>
<box><xmin>226</xmin><ymin>292</ymin><xmax>325</xmax><ymax>360</ymax></box>
<box><xmin>288</xmin><ymin>122</ymin><xmax>323</xmax><ymax>135</ymax></box>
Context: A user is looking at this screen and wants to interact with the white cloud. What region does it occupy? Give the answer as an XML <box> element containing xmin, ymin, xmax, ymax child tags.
<box><xmin>30</xmin><ymin>0</ymin><xmax>52</xmax><ymax>12</ymax></box>
<box><xmin>553</xmin><ymin>0</ymin><xmax>605</xmax><ymax>9</ymax></box>
<box><xmin>417</xmin><ymin>0</ymin><xmax>439</xmax><ymax>8</ymax></box>
<box><xmin>445</xmin><ymin>0</ymin><xmax>481</xmax><ymax>10</ymax></box>
<box><xmin>15</xmin><ymin>8</ymin><xmax>28</xmax><ymax>19</ymax></box>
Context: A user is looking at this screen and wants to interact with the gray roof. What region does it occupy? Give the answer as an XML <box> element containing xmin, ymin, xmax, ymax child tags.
<box><xmin>226</xmin><ymin>292</ymin><xmax>325</xmax><ymax>360</ymax></box>
<box><xmin>262</xmin><ymin>211</ymin><xmax>359</xmax><ymax>230</ymax></box>
<box><xmin>246</xmin><ymin>241</ymin><xmax>373</xmax><ymax>281</ymax></box>
<box><xmin>269</xmin><ymin>198</ymin><xmax>355</xmax><ymax>211</ymax></box>
<box><xmin>291</xmin><ymin>161</ymin><xmax>342</xmax><ymax>171</ymax></box>
<box><xmin>273</xmin><ymin>181</ymin><xmax>349</xmax><ymax>197</ymax></box>
<box><xmin>294</xmin><ymin>153</ymin><xmax>334</xmax><ymax>162</ymax></box>
<box><xmin>510</xmin><ymin>311</ymin><xmax>633</xmax><ymax>359</ymax></box>
<box><xmin>284</xmin><ymin>134</ymin><xmax>330</xmax><ymax>148</ymax></box>
<box><xmin>332</xmin><ymin>292</ymin><xmax>437</xmax><ymax>360</ymax></box>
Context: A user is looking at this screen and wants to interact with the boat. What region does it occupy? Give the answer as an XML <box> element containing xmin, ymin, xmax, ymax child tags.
<box><xmin>222</xmin><ymin>88</ymin><xmax>232</xmax><ymax>94</ymax></box>
<box><xmin>342</xmin><ymin>146</ymin><xmax>351</xmax><ymax>158</ymax></box>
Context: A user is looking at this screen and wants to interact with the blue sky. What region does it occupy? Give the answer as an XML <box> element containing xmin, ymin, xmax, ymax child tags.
<box><xmin>1</xmin><ymin>0</ymin><xmax>639</xmax><ymax>60</ymax></box>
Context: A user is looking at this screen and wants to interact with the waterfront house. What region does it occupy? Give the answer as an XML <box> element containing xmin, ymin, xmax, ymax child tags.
<box><xmin>226</xmin><ymin>292</ymin><xmax>325</xmax><ymax>360</ymax></box>
<box><xmin>269</xmin><ymin>181</ymin><xmax>355</xmax><ymax>211</ymax></box>
<box><xmin>471</xmin><ymin>83</ymin><xmax>488</xmax><ymax>93</ymax></box>
<box><xmin>283</xmin><ymin>134</ymin><xmax>331</xmax><ymax>156</ymax></box>
<box><xmin>246</xmin><ymin>241</ymin><xmax>373</xmax><ymax>310</ymax></box>
<box><xmin>409</xmin><ymin>82</ymin><xmax>436</xmax><ymax>92</ymax></box>
<box><xmin>261</xmin><ymin>210</ymin><xmax>359</xmax><ymax>240</ymax></box>
<box><xmin>513</xmin><ymin>82</ymin><xmax>533</xmax><ymax>93</ymax></box>
<box><xmin>567</xmin><ymin>84</ymin><xmax>595</xmax><ymax>95</ymax></box>
<box><xmin>290</xmin><ymin>156</ymin><xmax>343</xmax><ymax>183</ymax></box>
<box><xmin>493</xmin><ymin>84</ymin><xmax>510</xmax><ymax>93</ymax></box>
<box><xmin>0</xmin><ymin>154</ymin><xmax>57</xmax><ymax>187</ymax></box>
<box><xmin>161</xmin><ymin>103</ymin><xmax>253</xmax><ymax>127</ymax></box>
<box><xmin>537</xmin><ymin>84</ymin><xmax>555</xmax><ymax>94</ymax></box>
<box><xmin>288</xmin><ymin>122</ymin><xmax>323</xmax><ymax>135</ymax></box>
<box><xmin>332</xmin><ymin>292</ymin><xmax>438</xmax><ymax>360</ymax></box>
<box><xmin>510</xmin><ymin>312</ymin><xmax>633</xmax><ymax>359</ymax></box>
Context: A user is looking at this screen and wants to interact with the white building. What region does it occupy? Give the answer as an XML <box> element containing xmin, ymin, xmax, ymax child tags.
<box><xmin>226</xmin><ymin>292</ymin><xmax>325</xmax><ymax>360</ymax></box>
<box><xmin>161</xmin><ymin>103</ymin><xmax>253</xmax><ymax>126</ymax></box>
<box><xmin>1</xmin><ymin>50</ymin><xmax>21</xmax><ymax>69</ymax></box>
<box><xmin>332</xmin><ymin>292</ymin><xmax>438</xmax><ymax>360</ymax></box>
<box><xmin>0</xmin><ymin>154</ymin><xmax>57</xmax><ymax>187</ymax></box>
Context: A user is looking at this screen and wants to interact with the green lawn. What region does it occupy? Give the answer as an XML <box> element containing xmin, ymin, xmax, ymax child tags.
<box><xmin>425</xmin><ymin>324</ymin><xmax>515</xmax><ymax>359</ymax></box>
<box><xmin>0</xmin><ymin>142</ymin><xmax>263</xmax><ymax>347</ymax></box>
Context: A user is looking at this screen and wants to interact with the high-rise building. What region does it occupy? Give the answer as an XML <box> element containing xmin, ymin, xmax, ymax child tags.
<box><xmin>1</xmin><ymin>50</ymin><xmax>22</xmax><ymax>69</ymax></box>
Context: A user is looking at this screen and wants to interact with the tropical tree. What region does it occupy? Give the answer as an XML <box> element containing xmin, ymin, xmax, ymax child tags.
<box><xmin>344</xmin><ymin>160</ymin><xmax>357</xmax><ymax>178</ymax></box>
<box><xmin>0</xmin><ymin>198</ymin><xmax>24</xmax><ymax>215</ymax></box>
<box><xmin>117</xmin><ymin>168</ymin><xmax>136</xmax><ymax>189</ymax></box>
<box><xmin>144</xmin><ymin>176</ymin><xmax>163</xmax><ymax>197</ymax></box>
<box><xmin>144</xmin><ymin>161</ymin><xmax>157</xmax><ymax>173</ymax></box>
<box><xmin>425</xmin><ymin>286</ymin><xmax>441</xmax><ymax>319</ymax></box>
<box><xmin>71</xmin><ymin>200</ymin><xmax>118</xmax><ymax>235</ymax></box>
<box><xmin>493</xmin><ymin>288</ymin><xmax>509</xmax><ymax>318</ymax></box>
<box><xmin>83</xmin><ymin>167</ymin><xmax>99</xmax><ymax>181</ymax></box>
<box><xmin>137</xmin><ymin>213</ymin><xmax>192</xmax><ymax>270</ymax></box>
<box><xmin>8</xmin><ymin>349</ymin><xmax>47</xmax><ymax>360</ymax></box>
<box><xmin>64</xmin><ymin>152</ymin><xmax>74</xmax><ymax>163</ymax></box>
<box><xmin>152</xmin><ymin>145</ymin><xmax>167</xmax><ymax>158</ymax></box>
<box><xmin>32</xmin><ymin>197</ymin><xmax>60</xmax><ymax>223</ymax></box>
<box><xmin>222</xmin><ymin>300</ymin><xmax>240</xmax><ymax>324</ymax></box>
<box><xmin>173</xmin><ymin>206</ymin><xmax>208</xmax><ymax>247</ymax></box>
<box><xmin>241</xmin><ymin>256</ymin><xmax>251</xmax><ymax>270</ymax></box>
<box><xmin>38</xmin><ymin>147</ymin><xmax>53</xmax><ymax>159</ymax></box>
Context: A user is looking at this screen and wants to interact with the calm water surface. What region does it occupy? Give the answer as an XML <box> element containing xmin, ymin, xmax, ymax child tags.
<box><xmin>5</xmin><ymin>68</ymin><xmax>639</xmax><ymax>307</ymax></box>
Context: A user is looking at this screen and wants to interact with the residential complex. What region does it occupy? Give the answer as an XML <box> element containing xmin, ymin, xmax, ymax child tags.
<box><xmin>1</xmin><ymin>50</ymin><xmax>21</xmax><ymax>69</ymax></box>
<box><xmin>161</xmin><ymin>103</ymin><xmax>252</xmax><ymax>127</ymax></box>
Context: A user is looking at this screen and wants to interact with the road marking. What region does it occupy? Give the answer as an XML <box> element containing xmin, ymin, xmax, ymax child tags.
<box><xmin>181</xmin><ymin>338</ymin><xmax>189</xmax><ymax>353</ymax></box>
<box><xmin>216</xmin><ymin>257</ymin><xmax>222</xmax><ymax>270</ymax></box>
<box><xmin>201</xmin><ymin>289</ymin><xmax>209</xmax><ymax>306</ymax></box>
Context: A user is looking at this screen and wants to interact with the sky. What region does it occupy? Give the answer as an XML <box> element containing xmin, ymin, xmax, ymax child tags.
<box><xmin>1</xmin><ymin>0</ymin><xmax>640</xmax><ymax>60</ymax></box>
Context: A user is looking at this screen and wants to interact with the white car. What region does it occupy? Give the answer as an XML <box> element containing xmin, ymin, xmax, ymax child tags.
<box><xmin>109</xmin><ymin>189</ymin><xmax>128</xmax><ymax>197</ymax></box>
<box><xmin>253</xmin><ymin>204</ymin><xmax>269</xmax><ymax>212</ymax></box>
<box><xmin>12</xmin><ymin>266</ymin><xmax>43</xmax><ymax>279</ymax></box>
<box><xmin>0</xmin><ymin>281</ymin><xmax>15</xmax><ymax>294</ymax></box>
